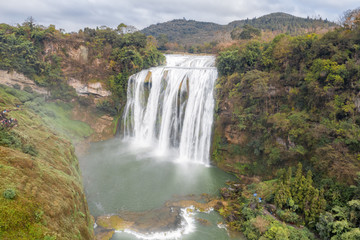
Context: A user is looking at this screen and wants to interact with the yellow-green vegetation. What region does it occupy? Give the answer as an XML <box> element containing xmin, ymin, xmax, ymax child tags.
<box><xmin>214</xmin><ymin>10</ymin><xmax>360</xmax><ymax>181</ymax></box>
<box><xmin>274</xmin><ymin>163</ymin><xmax>326</xmax><ymax>227</ymax></box>
<box><xmin>214</xmin><ymin>8</ymin><xmax>360</xmax><ymax>239</ymax></box>
<box><xmin>218</xmin><ymin>167</ymin><xmax>360</xmax><ymax>239</ymax></box>
<box><xmin>218</xmin><ymin>180</ymin><xmax>315</xmax><ymax>240</ymax></box>
<box><xmin>215</xmin><ymin>24</ymin><xmax>360</xmax><ymax>182</ymax></box>
<box><xmin>0</xmin><ymin>85</ymin><xmax>94</xmax><ymax>239</ymax></box>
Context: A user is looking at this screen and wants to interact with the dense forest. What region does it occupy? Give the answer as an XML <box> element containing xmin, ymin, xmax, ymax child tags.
<box><xmin>213</xmin><ymin>8</ymin><xmax>360</xmax><ymax>239</ymax></box>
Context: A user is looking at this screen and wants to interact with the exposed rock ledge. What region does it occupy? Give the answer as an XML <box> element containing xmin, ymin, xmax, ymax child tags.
<box><xmin>0</xmin><ymin>70</ymin><xmax>49</xmax><ymax>95</ymax></box>
<box><xmin>68</xmin><ymin>78</ymin><xmax>111</xmax><ymax>97</ymax></box>
<box><xmin>95</xmin><ymin>195</ymin><xmax>221</xmax><ymax>240</ymax></box>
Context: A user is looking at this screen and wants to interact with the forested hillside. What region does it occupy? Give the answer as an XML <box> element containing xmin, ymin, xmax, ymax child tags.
<box><xmin>229</xmin><ymin>12</ymin><xmax>336</xmax><ymax>34</ymax></box>
<box><xmin>0</xmin><ymin>21</ymin><xmax>164</xmax><ymax>112</ymax></box>
<box><xmin>213</xmin><ymin>8</ymin><xmax>360</xmax><ymax>239</ymax></box>
<box><xmin>141</xmin><ymin>12</ymin><xmax>336</xmax><ymax>48</ymax></box>
<box><xmin>141</xmin><ymin>19</ymin><xmax>226</xmax><ymax>45</ymax></box>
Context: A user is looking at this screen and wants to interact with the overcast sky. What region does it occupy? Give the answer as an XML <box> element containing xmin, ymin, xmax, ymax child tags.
<box><xmin>0</xmin><ymin>0</ymin><xmax>359</xmax><ymax>32</ymax></box>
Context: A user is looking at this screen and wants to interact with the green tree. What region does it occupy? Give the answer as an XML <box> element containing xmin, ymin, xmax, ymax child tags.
<box><xmin>111</xmin><ymin>47</ymin><xmax>143</xmax><ymax>73</ymax></box>
<box><xmin>156</xmin><ymin>34</ymin><xmax>168</xmax><ymax>50</ymax></box>
<box><xmin>316</xmin><ymin>212</ymin><xmax>334</xmax><ymax>239</ymax></box>
<box><xmin>275</xmin><ymin>182</ymin><xmax>292</xmax><ymax>209</ymax></box>
<box><xmin>217</xmin><ymin>50</ymin><xmax>241</xmax><ymax>76</ymax></box>
<box><xmin>231</xmin><ymin>25</ymin><xmax>261</xmax><ymax>40</ymax></box>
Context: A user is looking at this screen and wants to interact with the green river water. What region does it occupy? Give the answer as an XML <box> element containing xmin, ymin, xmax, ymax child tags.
<box><xmin>79</xmin><ymin>138</ymin><xmax>243</xmax><ymax>240</ymax></box>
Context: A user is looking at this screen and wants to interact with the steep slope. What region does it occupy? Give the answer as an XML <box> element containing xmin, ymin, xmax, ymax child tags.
<box><xmin>0</xmin><ymin>85</ymin><xmax>94</xmax><ymax>239</ymax></box>
<box><xmin>212</xmin><ymin>12</ymin><xmax>360</xmax><ymax>239</ymax></box>
<box><xmin>213</xmin><ymin>30</ymin><xmax>360</xmax><ymax>184</ymax></box>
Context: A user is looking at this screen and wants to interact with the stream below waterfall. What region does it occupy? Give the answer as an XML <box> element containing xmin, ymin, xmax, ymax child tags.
<box><xmin>79</xmin><ymin>55</ymin><xmax>244</xmax><ymax>239</ymax></box>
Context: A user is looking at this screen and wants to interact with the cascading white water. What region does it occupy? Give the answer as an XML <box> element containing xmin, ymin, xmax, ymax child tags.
<box><xmin>123</xmin><ymin>54</ymin><xmax>217</xmax><ymax>165</ymax></box>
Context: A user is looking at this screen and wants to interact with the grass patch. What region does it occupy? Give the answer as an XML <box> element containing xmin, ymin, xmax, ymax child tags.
<box><xmin>37</xmin><ymin>101</ymin><xmax>93</xmax><ymax>142</ymax></box>
<box><xmin>113</xmin><ymin>114</ymin><xmax>121</xmax><ymax>135</ymax></box>
<box><xmin>0</xmin><ymin>190</ymin><xmax>47</xmax><ymax>239</ymax></box>
<box><xmin>1</xmin><ymin>84</ymin><xmax>93</xmax><ymax>143</ymax></box>
<box><xmin>23</xmin><ymin>98</ymin><xmax>93</xmax><ymax>143</ymax></box>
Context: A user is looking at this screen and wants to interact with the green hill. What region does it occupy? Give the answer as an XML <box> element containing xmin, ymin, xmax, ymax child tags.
<box><xmin>141</xmin><ymin>19</ymin><xmax>226</xmax><ymax>45</ymax></box>
<box><xmin>141</xmin><ymin>12</ymin><xmax>337</xmax><ymax>45</ymax></box>
<box><xmin>228</xmin><ymin>12</ymin><xmax>336</xmax><ymax>33</ymax></box>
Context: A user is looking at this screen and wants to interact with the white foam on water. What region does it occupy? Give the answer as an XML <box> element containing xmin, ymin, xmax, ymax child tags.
<box><xmin>116</xmin><ymin>206</ymin><xmax>196</xmax><ymax>240</ymax></box>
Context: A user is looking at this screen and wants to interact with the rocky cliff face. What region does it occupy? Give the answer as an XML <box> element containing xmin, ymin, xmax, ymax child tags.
<box><xmin>71</xmin><ymin>104</ymin><xmax>115</xmax><ymax>142</ymax></box>
<box><xmin>68</xmin><ymin>78</ymin><xmax>111</xmax><ymax>97</ymax></box>
<box><xmin>43</xmin><ymin>39</ymin><xmax>111</xmax><ymax>84</ymax></box>
<box><xmin>43</xmin><ymin>39</ymin><xmax>114</xmax><ymax>99</ymax></box>
<box><xmin>0</xmin><ymin>70</ymin><xmax>49</xmax><ymax>95</ymax></box>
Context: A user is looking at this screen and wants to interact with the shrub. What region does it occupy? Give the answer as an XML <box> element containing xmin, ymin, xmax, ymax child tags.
<box><xmin>0</xmin><ymin>128</ymin><xmax>21</xmax><ymax>148</ymax></box>
<box><xmin>276</xmin><ymin>209</ymin><xmax>302</xmax><ymax>224</ymax></box>
<box><xmin>217</xmin><ymin>50</ymin><xmax>241</xmax><ymax>76</ymax></box>
<box><xmin>4</xmin><ymin>86</ymin><xmax>18</xmax><ymax>96</ymax></box>
<box><xmin>34</xmin><ymin>209</ymin><xmax>44</xmax><ymax>222</ymax></box>
<box><xmin>22</xmin><ymin>144</ymin><xmax>38</xmax><ymax>156</ymax></box>
<box><xmin>3</xmin><ymin>188</ymin><xmax>16</xmax><ymax>199</ymax></box>
<box><xmin>44</xmin><ymin>235</ymin><xmax>56</xmax><ymax>240</ymax></box>
<box><xmin>13</xmin><ymin>83</ymin><xmax>21</xmax><ymax>90</ymax></box>
<box><xmin>23</xmin><ymin>85</ymin><xmax>33</xmax><ymax>93</ymax></box>
<box><xmin>50</xmin><ymin>82</ymin><xmax>77</xmax><ymax>102</ymax></box>
<box><xmin>78</xmin><ymin>96</ymin><xmax>93</xmax><ymax>106</ymax></box>
<box><xmin>264</xmin><ymin>224</ymin><xmax>290</xmax><ymax>239</ymax></box>
<box><xmin>95</xmin><ymin>99</ymin><xmax>117</xmax><ymax>115</ymax></box>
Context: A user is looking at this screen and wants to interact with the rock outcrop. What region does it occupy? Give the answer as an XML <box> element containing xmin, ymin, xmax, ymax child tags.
<box><xmin>0</xmin><ymin>70</ymin><xmax>49</xmax><ymax>95</ymax></box>
<box><xmin>68</xmin><ymin>78</ymin><xmax>111</xmax><ymax>97</ymax></box>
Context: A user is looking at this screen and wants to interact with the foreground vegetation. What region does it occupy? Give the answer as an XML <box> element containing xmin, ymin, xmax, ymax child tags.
<box><xmin>213</xmin><ymin>8</ymin><xmax>360</xmax><ymax>238</ymax></box>
<box><xmin>0</xmin><ymin>85</ymin><xmax>94</xmax><ymax>239</ymax></box>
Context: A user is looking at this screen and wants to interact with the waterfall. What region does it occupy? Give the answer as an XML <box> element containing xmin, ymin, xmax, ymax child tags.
<box><xmin>122</xmin><ymin>54</ymin><xmax>217</xmax><ymax>165</ymax></box>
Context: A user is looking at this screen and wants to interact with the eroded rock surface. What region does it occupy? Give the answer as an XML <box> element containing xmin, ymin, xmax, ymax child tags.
<box><xmin>0</xmin><ymin>70</ymin><xmax>49</xmax><ymax>95</ymax></box>
<box><xmin>68</xmin><ymin>78</ymin><xmax>111</xmax><ymax>97</ymax></box>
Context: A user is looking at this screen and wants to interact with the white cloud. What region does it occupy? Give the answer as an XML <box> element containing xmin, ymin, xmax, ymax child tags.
<box><xmin>0</xmin><ymin>0</ymin><xmax>358</xmax><ymax>32</ymax></box>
